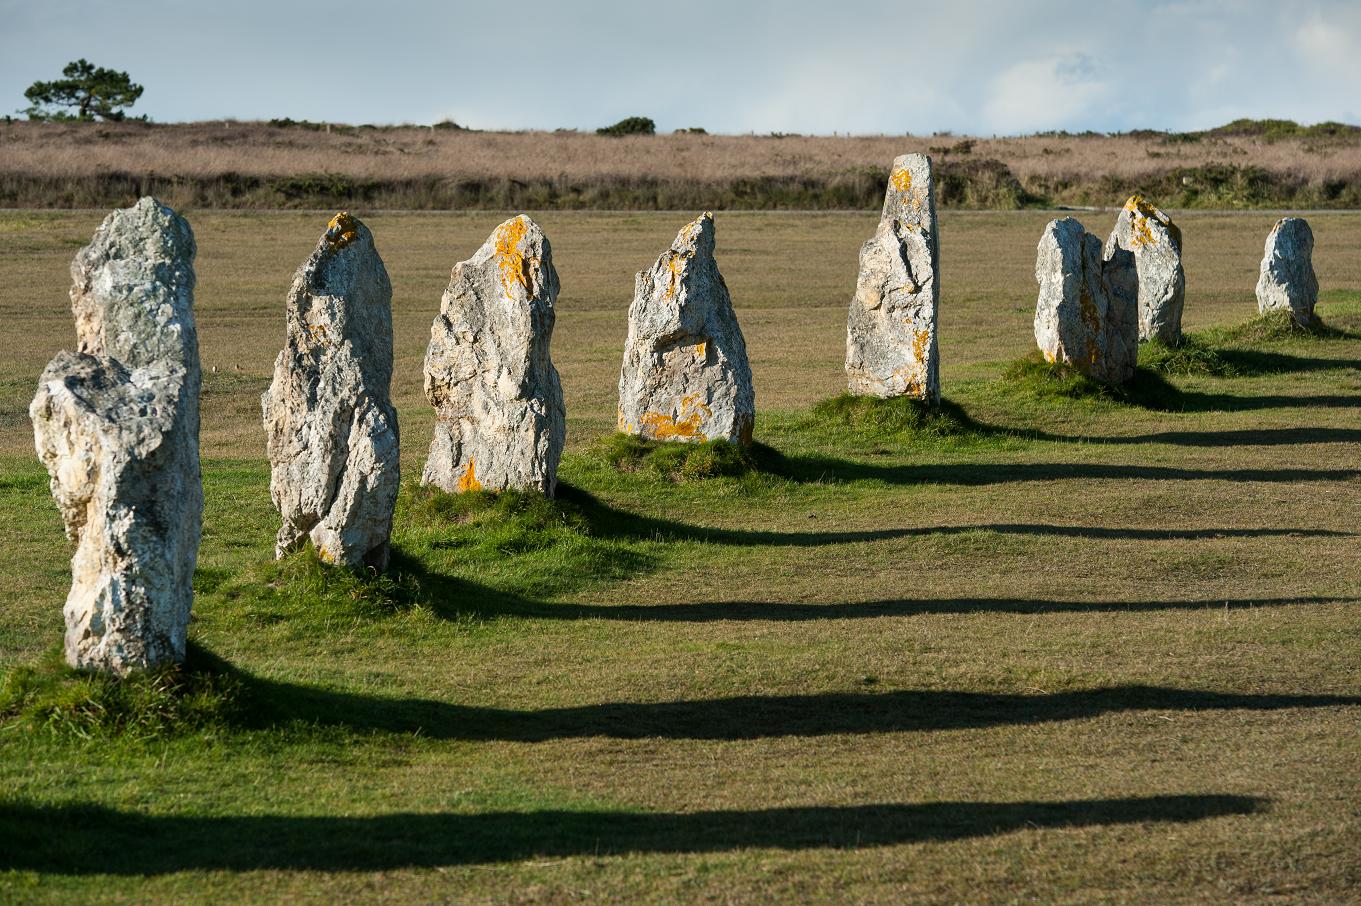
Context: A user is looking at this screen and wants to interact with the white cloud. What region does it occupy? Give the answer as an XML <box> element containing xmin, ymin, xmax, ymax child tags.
<box><xmin>981</xmin><ymin>55</ymin><xmax>1113</xmax><ymax>135</ymax></box>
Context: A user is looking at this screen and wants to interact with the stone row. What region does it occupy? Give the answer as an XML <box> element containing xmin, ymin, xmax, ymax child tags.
<box><xmin>29</xmin><ymin>181</ymin><xmax>1324</xmax><ymax>673</ymax></box>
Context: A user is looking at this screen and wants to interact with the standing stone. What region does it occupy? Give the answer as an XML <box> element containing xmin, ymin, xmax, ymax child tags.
<box><xmin>846</xmin><ymin>153</ymin><xmax>940</xmax><ymax>401</ymax></box>
<box><xmin>617</xmin><ymin>212</ymin><xmax>755</xmax><ymax>445</ymax></box>
<box><xmin>29</xmin><ymin>197</ymin><xmax>201</xmax><ymax>674</ymax></box>
<box><xmin>1104</xmin><ymin>195</ymin><xmax>1185</xmax><ymax>344</ymax></box>
<box><xmin>423</xmin><ymin>215</ymin><xmax>565</xmax><ymax>496</ymax></box>
<box><xmin>262</xmin><ymin>213</ymin><xmax>399</xmax><ymax>570</ymax></box>
<box><xmin>1034</xmin><ymin>217</ymin><xmax>1139</xmax><ymax>384</ymax></box>
<box><xmin>1256</xmin><ymin>217</ymin><xmax>1319</xmax><ymax>325</ymax></box>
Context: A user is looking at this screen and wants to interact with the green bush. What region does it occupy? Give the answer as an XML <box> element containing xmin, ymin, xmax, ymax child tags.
<box><xmin>596</xmin><ymin>116</ymin><xmax>656</xmax><ymax>137</ymax></box>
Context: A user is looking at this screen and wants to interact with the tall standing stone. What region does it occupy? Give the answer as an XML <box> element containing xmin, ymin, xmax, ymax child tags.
<box><xmin>617</xmin><ymin>212</ymin><xmax>755</xmax><ymax>445</ymax></box>
<box><xmin>1105</xmin><ymin>195</ymin><xmax>1185</xmax><ymax>344</ymax></box>
<box><xmin>1256</xmin><ymin>217</ymin><xmax>1319</xmax><ymax>325</ymax></box>
<box><xmin>423</xmin><ymin>215</ymin><xmax>565</xmax><ymax>496</ymax></box>
<box><xmin>846</xmin><ymin>153</ymin><xmax>941</xmax><ymax>401</ymax></box>
<box><xmin>262</xmin><ymin>213</ymin><xmax>399</xmax><ymax>570</ymax></box>
<box><xmin>1034</xmin><ymin>217</ymin><xmax>1139</xmax><ymax>384</ymax></box>
<box><xmin>30</xmin><ymin>197</ymin><xmax>201</xmax><ymax>674</ymax></box>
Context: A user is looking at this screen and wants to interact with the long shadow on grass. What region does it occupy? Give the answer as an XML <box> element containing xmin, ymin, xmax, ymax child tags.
<box><xmin>0</xmin><ymin>794</ymin><xmax>1261</xmax><ymax>874</ymax></box>
<box><xmin>527</xmin><ymin>595</ymin><xmax>1361</xmax><ymax>623</ymax></box>
<box><xmin>749</xmin><ymin>452</ymin><xmax>1361</xmax><ymax>487</ymax></box>
<box><xmin>555</xmin><ymin>487</ymin><xmax>1349</xmax><ymax>548</ymax></box>
<box><xmin>227</xmin><ymin>653</ymin><xmax>1360</xmax><ymax>740</ymax></box>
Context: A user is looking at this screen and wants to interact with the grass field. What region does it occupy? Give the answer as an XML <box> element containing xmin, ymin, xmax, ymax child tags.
<box><xmin>1</xmin><ymin>208</ymin><xmax>1360</xmax><ymax>903</ymax></box>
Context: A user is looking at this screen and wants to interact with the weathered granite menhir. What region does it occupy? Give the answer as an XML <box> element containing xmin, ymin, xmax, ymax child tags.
<box><xmin>30</xmin><ymin>197</ymin><xmax>202</xmax><ymax>673</ymax></box>
<box><xmin>846</xmin><ymin>153</ymin><xmax>940</xmax><ymax>401</ymax></box>
<box><xmin>1034</xmin><ymin>217</ymin><xmax>1138</xmax><ymax>384</ymax></box>
<box><xmin>423</xmin><ymin>215</ymin><xmax>565</xmax><ymax>496</ymax></box>
<box><xmin>262</xmin><ymin>212</ymin><xmax>399</xmax><ymax>570</ymax></box>
<box><xmin>617</xmin><ymin>212</ymin><xmax>755</xmax><ymax>445</ymax></box>
<box><xmin>1105</xmin><ymin>195</ymin><xmax>1185</xmax><ymax>344</ymax></box>
<box><xmin>1256</xmin><ymin>217</ymin><xmax>1319</xmax><ymax>326</ymax></box>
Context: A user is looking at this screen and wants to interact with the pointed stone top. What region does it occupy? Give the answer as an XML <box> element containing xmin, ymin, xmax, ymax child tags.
<box><xmin>1118</xmin><ymin>194</ymin><xmax>1182</xmax><ymax>252</ymax></box>
<box><xmin>69</xmin><ymin>196</ymin><xmax>196</xmax><ymax>372</ymax></box>
<box><xmin>672</xmin><ymin>211</ymin><xmax>716</xmax><ymax>253</ymax></box>
<box><xmin>485</xmin><ymin>214</ymin><xmax>551</xmax><ymax>299</ymax></box>
<box><xmin>882</xmin><ymin>154</ymin><xmax>935</xmax><ymax>226</ymax></box>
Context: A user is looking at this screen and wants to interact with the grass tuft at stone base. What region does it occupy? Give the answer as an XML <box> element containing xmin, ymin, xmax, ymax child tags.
<box><xmin>0</xmin><ymin>645</ymin><xmax>242</xmax><ymax>740</ymax></box>
<box><xmin>593</xmin><ymin>433</ymin><xmax>756</xmax><ymax>482</ymax></box>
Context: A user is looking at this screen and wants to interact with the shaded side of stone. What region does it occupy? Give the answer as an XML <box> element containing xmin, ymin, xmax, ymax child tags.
<box><xmin>422</xmin><ymin>215</ymin><xmax>566</xmax><ymax>496</ymax></box>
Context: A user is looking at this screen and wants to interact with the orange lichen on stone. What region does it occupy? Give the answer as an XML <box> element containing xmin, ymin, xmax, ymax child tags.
<box><xmin>456</xmin><ymin>458</ymin><xmax>482</xmax><ymax>493</ymax></box>
<box><xmin>694</xmin><ymin>340</ymin><xmax>707</xmax><ymax>360</ymax></box>
<box><xmin>1043</xmin><ymin>349</ymin><xmax>1057</xmax><ymax>363</ymax></box>
<box><xmin>325</xmin><ymin>212</ymin><xmax>359</xmax><ymax>250</ymax></box>
<box><xmin>1123</xmin><ymin>194</ymin><xmax>1181</xmax><ymax>250</ymax></box>
<box><xmin>890</xmin><ymin>167</ymin><xmax>912</xmax><ymax>194</ymax></box>
<box><xmin>663</xmin><ymin>251</ymin><xmax>689</xmax><ymax>299</ymax></box>
<box><xmin>317</xmin><ymin>545</ymin><xmax>334</xmax><ymax>564</ymax></box>
<box><xmin>494</xmin><ymin>216</ymin><xmax>533</xmax><ymax>297</ymax></box>
<box><xmin>640</xmin><ymin>394</ymin><xmax>712</xmax><ymax>440</ymax></box>
<box><xmin>911</xmin><ymin>328</ymin><xmax>930</xmax><ymax>366</ymax></box>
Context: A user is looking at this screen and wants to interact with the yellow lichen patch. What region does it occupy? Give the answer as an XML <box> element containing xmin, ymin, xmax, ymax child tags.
<box><xmin>325</xmin><ymin>212</ymin><xmax>359</xmax><ymax>250</ymax></box>
<box><xmin>494</xmin><ymin>216</ymin><xmax>533</xmax><ymax>297</ymax></box>
<box><xmin>1043</xmin><ymin>349</ymin><xmax>1057</xmax><ymax>364</ymax></box>
<box><xmin>911</xmin><ymin>328</ymin><xmax>931</xmax><ymax>367</ymax></box>
<box><xmin>891</xmin><ymin>365</ymin><xmax>926</xmax><ymax>399</ymax></box>
<box><xmin>317</xmin><ymin>545</ymin><xmax>334</xmax><ymax>564</ymax></box>
<box><xmin>694</xmin><ymin>340</ymin><xmax>707</xmax><ymax>361</ymax></box>
<box><xmin>890</xmin><ymin>167</ymin><xmax>912</xmax><ymax>194</ymax></box>
<box><xmin>306</xmin><ymin>322</ymin><xmax>328</xmax><ymax>343</ymax></box>
<box><xmin>640</xmin><ymin>394</ymin><xmax>712</xmax><ymax>441</ymax></box>
<box><xmin>456</xmin><ymin>458</ymin><xmax>482</xmax><ymax>493</ymax></box>
<box><xmin>663</xmin><ymin>251</ymin><xmax>691</xmax><ymax>299</ymax></box>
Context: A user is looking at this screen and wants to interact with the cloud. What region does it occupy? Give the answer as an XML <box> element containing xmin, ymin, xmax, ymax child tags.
<box><xmin>981</xmin><ymin>54</ymin><xmax>1113</xmax><ymax>135</ymax></box>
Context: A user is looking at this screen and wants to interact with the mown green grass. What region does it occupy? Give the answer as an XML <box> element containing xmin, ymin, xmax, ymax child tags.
<box><xmin>2</xmin><ymin>214</ymin><xmax>1360</xmax><ymax>903</ymax></box>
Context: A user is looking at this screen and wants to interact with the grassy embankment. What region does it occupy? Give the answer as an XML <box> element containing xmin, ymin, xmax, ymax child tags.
<box><xmin>1</xmin><ymin>210</ymin><xmax>1359</xmax><ymax>903</ymax></box>
<box><xmin>1</xmin><ymin>118</ymin><xmax>1359</xmax><ymax>211</ymax></box>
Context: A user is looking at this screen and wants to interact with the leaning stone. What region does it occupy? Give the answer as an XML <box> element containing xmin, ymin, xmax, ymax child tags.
<box><xmin>1034</xmin><ymin>217</ymin><xmax>1138</xmax><ymax>384</ymax></box>
<box><xmin>262</xmin><ymin>213</ymin><xmax>400</xmax><ymax>570</ymax></box>
<box><xmin>1256</xmin><ymin>217</ymin><xmax>1319</xmax><ymax>325</ymax></box>
<box><xmin>30</xmin><ymin>197</ymin><xmax>201</xmax><ymax>674</ymax></box>
<box><xmin>617</xmin><ymin>212</ymin><xmax>755</xmax><ymax>445</ymax></box>
<box><xmin>1104</xmin><ymin>195</ymin><xmax>1185</xmax><ymax>344</ymax></box>
<box><xmin>423</xmin><ymin>215</ymin><xmax>565</xmax><ymax>496</ymax></box>
<box><xmin>846</xmin><ymin>153</ymin><xmax>940</xmax><ymax>401</ymax></box>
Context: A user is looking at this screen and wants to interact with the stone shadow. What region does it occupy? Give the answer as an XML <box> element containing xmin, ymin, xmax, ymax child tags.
<box><xmin>0</xmin><ymin>794</ymin><xmax>1262</xmax><ymax>874</ymax></box>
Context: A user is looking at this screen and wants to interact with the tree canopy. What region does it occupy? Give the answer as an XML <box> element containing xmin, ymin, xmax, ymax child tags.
<box><xmin>23</xmin><ymin>59</ymin><xmax>144</xmax><ymax>122</ymax></box>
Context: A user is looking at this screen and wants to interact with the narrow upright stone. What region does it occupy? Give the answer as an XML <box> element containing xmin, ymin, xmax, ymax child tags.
<box><xmin>1256</xmin><ymin>217</ymin><xmax>1319</xmax><ymax>325</ymax></box>
<box><xmin>846</xmin><ymin>153</ymin><xmax>941</xmax><ymax>401</ymax></box>
<box><xmin>617</xmin><ymin>212</ymin><xmax>755</xmax><ymax>445</ymax></box>
<box><xmin>262</xmin><ymin>213</ymin><xmax>399</xmax><ymax>570</ymax></box>
<box><xmin>1034</xmin><ymin>217</ymin><xmax>1138</xmax><ymax>384</ymax></box>
<box><xmin>423</xmin><ymin>215</ymin><xmax>565</xmax><ymax>496</ymax></box>
<box><xmin>1105</xmin><ymin>195</ymin><xmax>1185</xmax><ymax>344</ymax></box>
<box><xmin>30</xmin><ymin>197</ymin><xmax>201</xmax><ymax>673</ymax></box>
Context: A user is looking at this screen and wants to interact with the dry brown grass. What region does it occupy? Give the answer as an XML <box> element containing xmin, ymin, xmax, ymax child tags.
<box><xmin>2</xmin><ymin>120</ymin><xmax>1359</xmax><ymax>209</ymax></box>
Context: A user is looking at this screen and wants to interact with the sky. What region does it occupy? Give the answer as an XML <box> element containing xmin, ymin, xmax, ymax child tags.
<box><xmin>2</xmin><ymin>0</ymin><xmax>1359</xmax><ymax>135</ymax></box>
